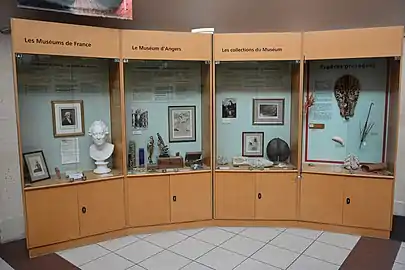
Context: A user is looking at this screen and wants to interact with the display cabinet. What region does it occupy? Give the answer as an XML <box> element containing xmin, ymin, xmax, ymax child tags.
<box><xmin>121</xmin><ymin>30</ymin><xmax>213</xmax><ymax>227</ymax></box>
<box><xmin>213</xmin><ymin>33</ymin><xmax>303</xmax><ymax>221</ymax></box>
<box><xmin>300</xmin><ymin>27</ymin><xmax>403</xmax><ymax>234</ymax></box>
<box><xmin>11</xmin><ymin>19</ymin><xmax>126</xmax><ymax>252</ymax></box>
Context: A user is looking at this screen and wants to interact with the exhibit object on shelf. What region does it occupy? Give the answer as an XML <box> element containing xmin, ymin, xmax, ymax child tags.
<box><xmin>157</xmin><ymin>133</ymin><xmax>170</xmax><ymax>157</ymax></box>
<box><xmin>51</xmin><ymin>100</ymin><xmax>85</xmax><ymax>137</ymax></box>
<box><xmin>185</xmin><ymin>151</ymin><xmax>203</xmax><ymax>167</ymax></box>
<box><xmin>252</xmin><ymin>98</ymin><xmax>285</xmax><ymax>125</ymax></box>
<box><xmin>128</xmin><ymin>140</ymin><xmax>136</xmax><ymax>170</ymax></box>
<box><xmin>222</xmin><ymin>98</ymin><xmax>237</xmax><ymax>119</ymax></box>
<box><xmin>132</xmin><ymin>108</ymin><xmax>148</xmax><ymax>129</ymax></box>
<box><xmin>217</xmin><ymin>156</ymin><xmax>228</xmax><ymax>166</ymax></box>
<box><xmin>23</xmin><ymin>150</ymin><xmax>50</xmax><ymax>182</ymax></box>
<box><xmin>66</xmin><ymin>171</ymin><xmax>87</xmax><ymax>181</ymax></box>
<box><xmin>361</xmin><ymin>163</ymin><xmax>387</xmax><ymax>173</ymax></box>
<box><xmin>232</xmin><ymin>156</ymin><xmax>274</xmax><ymax>168</ymax></box>
<box><xmin>54</xmin><ymin>167</ymin><xmax>61</xmax><ymax>179</ymax></box>
<box><xmin>168</xmin><ymin>106</ymin><xmax>197</xmax><ymax>143</ymax></box>
<box><xmin>266</xmin><ymin>138</ymin><xmax>290</xmax><ymax>163</ymax></box>
<box><xmin>332</xmin><ymin>136</ymin><xmax>345</xmax><ymax>146</ymax></box>
<box><xmin>88</xmin><ymin>120</ymin><xmax>114</xmax><ymax>174</ymax></box>
<box><xmin>359</xmin><ymin>102</ymin><xmax>375</xmax><ymax>149</ymax></box>
<box><xmin>334</xmin><ymin>74</ymin><xmax>360</xmax><ymax>120</ymax></box>
<box><xmin>343</xmin><ymin>154</ymin><xmax>360</xmax><ymax>171</ymax></box>
<box><xmin>139</xmin><ymin>148</ymin><xmax>145</xmax><ymax>167</ymax></box>
<box><xmin>147</xmin><ymin>136</ymin><xmax>155</xmax><ymax>164</ymax></box>
<box><xmin>158</xmin><ymin>156</ymin><xmax>184</xmax><ymax>169</ymax></box>
<box><xmin>242</xmin><ymin>132</ymin><xmax>264</xmax><ymax>157</ymax></box>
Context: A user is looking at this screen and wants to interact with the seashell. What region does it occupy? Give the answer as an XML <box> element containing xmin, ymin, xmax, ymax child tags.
<box><xmin>332</xmin><ymin>136</ymin><xmax>344</xmax><ymax>146</ymax></box>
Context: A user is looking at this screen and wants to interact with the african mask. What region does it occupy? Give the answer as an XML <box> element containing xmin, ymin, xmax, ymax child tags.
<box><xmin>334</xmin><ymin>75</ymin><xmax>360</xmax><ymax>120</ymax></box>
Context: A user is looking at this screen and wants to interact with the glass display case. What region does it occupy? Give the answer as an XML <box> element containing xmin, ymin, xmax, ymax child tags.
<box><xmin>302</xmin><ymin>57</ymin><xmax>400</xmax><ymax>177</ymax></box>
<box><xmin>124</xmin><ymin>60</ymin><xmax>211</xmax><ymax>175</ymax></box>
<box><xmin>16</xmin><ymin>54</ymin><xmax>123</xmax><ymax>188</ymax></box>
<box><xmin>215</xmin><ymin>60</ymin><xmax>300</xmax><ymax>171</ymax></box>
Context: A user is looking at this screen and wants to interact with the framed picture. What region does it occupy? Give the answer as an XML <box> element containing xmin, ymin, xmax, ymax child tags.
<box><xmin>51</xmin><ymin>100</ymin><xmax>85</xmax><ymax>137</ymax></box>
<box><xmin>242</xmin><ymin>132</ymin><xmax>264</xmax><ymax>157</ymax></box>
<box><xmin>23</xmin><ymin>151</ymin><xmax>50</xmax><ymax>182</ymax></box>
<box><xmin>252</xmin><ymin>98</ymin><xmax>285</xmax><ymax>125</ymax></box>
<box><xmin>168</xmin><ymin>106</ymin><xmax>196</xmax><ymax>143</ymax></box>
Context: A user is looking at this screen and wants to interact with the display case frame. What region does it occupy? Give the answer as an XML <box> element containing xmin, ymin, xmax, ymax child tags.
<box><xmin>11</xmin><ymin>18</ymin><xmax>126</xmax><ymax>254</ymax></box>
<box><xmin>301</xmin><ymin>27</ymin><xmax>403</xmax><ymax>178</ymax></box>
<box><xmin>212</xmin><ymin>32</ymin><xmax>304</xmax><ymax>221</ymax></box>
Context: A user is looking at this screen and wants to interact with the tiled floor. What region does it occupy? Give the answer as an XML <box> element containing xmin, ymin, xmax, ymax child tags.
<box><xmin>56</xmin><ymin>227</ymin><xmax>360</xmax><ymax>270</ymax></box>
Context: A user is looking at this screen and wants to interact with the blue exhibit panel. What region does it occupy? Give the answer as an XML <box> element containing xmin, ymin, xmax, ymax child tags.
<box><xmin>215</xmin><ymin>61</ymin><xmax>292</xmax><ymax>160</ymax></box>
<box><xmin>304</xmin><ymin>58</ymin><xmax>388</xmax><ymax>163</ymax></box>
<box><xmin>18</xmin><ymin>56</ymin><xmax>111</xmax><ymax>172</ymax></box>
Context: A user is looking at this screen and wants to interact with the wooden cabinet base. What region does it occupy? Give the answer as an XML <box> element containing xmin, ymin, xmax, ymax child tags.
<box><xmin>28</xmin><ymin>218</ymin><xmax>390</xmax><ymax>258</ymax></box>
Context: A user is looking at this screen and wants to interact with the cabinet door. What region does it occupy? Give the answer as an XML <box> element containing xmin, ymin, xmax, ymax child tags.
<box><xmin>170</xmin><ymin>173</ymin><xmax>212</xmax><ymax>223</ymax></box>
<box><xmin>78</xmin><ymin>179</ymin><xmax>125</xmax><ymax>237</ymax></box>
<box><xmin>215</xmin><ymin>172</ymin><xmax>255</xmax><ymax>219</ymax></box>
<box><xmin>343</xmin><ymin>177</ymin><xmax>393</xmax><ymax>230</ymax></box>
<box><xmin>25</xmin><ymin>186</ymin><xmax>79</xmax><ymax>248</ymax></box>
<box><xmin>127</xmin><ymin>176</ymin><xmax>170</xmax><ymax>226</ymax></box>
<box><xmin>255</xmin><ymin>173</ymin><xmax>297</xmax><ymax>220</ymax></box>
<box><xmin>300</xmin><ymin>174</ymin><xmax>344</xmax><ymax>224</ymax></box>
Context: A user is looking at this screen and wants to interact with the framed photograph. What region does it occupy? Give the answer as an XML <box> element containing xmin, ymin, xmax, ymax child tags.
<box><xmin>23</xmin><ymin>151</ymin><xmax>50</xmax><ymax>183</ymax></box>
<box><xmin>252</xmin><ymin>98</ymin><xmax>285</xmax><ymax>125</ymax></box>
<box><xmin>168</xmin><ymin>106</ymin><xmax>196</xmax><ymax>143</ymax></box>
<box><xmin>51</xmin><ymin>100</ymin><xmax>85</xmax><ymax>137</ymax></box>
<box><xmin>131</xmin><ymin>108</ymin><xmax>149</xmax><ymax>129</ymax></box>
<box><xmin>222</xmin><ymin>98</ymin><xmax>237</xmax><ymax>118</ymax></box>
<box><xmin>242</xmin><ymin>132</ymin><xmax>264</xmax><ymax>157</ymax></box>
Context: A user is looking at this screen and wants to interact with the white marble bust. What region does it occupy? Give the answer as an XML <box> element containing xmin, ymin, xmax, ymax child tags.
<box><xmin>88</xmin><ymin>120</ymin><xmax>114</xmax><ymax>174</ymax></box>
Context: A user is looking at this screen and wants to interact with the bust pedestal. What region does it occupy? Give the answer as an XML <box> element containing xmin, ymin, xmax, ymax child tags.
<box><xmin>94</xmin><ymin>161</ymin><xmax>111</xmax><ymax>174</ymax></box>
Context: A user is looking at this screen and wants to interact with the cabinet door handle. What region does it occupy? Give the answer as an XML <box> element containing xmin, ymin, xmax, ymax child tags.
<box><xmin>346</xmin><ymin>198</ymin><xmax>350</xmax><ymax>205</ymax></box>
<box><xmin>258</xmin><ymin>193</ymin><xmax>262</xmax><ymax>199</ymax></box>
<box><xmin>173</xmin><ymin>196</ymin><xmax>176</xmax><ymax>202</ymax></box>
<box><xmin>82</xmin><ymin>206</ymin><xmax>87</xmax><ymax>214</ymax></box>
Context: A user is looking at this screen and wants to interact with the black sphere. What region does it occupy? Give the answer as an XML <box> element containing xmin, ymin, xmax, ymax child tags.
<box><xmin>266</xmin><ymin>138</ymin><xmax>290</xmax><ymax>162</ymax></box>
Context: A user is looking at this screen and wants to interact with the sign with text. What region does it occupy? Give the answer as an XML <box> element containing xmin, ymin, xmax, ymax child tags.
<box><xmin>12</xmin><ymin>19</ymin><xmax>120</xmax><ymax>58</ymax></box>
<box><xmin>214</xmin><ymin>33</ymin><xmax>302</xmax><ymax>61</ymax></box>
<box><xmin>121</xmin><ymin>30</ymin><xmax>211</xmax><ymax>61</ymax></box>
<box><xmin>17</xmin><ymin>0</ymin><xmax>133</xmax><ymax>20</ymax></box>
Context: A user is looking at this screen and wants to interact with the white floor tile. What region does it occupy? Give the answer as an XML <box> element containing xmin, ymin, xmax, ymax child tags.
<box><xmin>177</xmin><ymin>228</ymin><xmax>205</xmax><ymax>236</ymax></box>
<box><xmin>304</xmin><ymin>241</ymin><xmax>351</xmax><ymax>265</ymax></box>
<box><xmin>234</xmin><ymin>258</ymin><xmax>280</xmax><ymax>270</ymax></box>
<box><xmin>220</xmin><ymin>227</ymin><xmax>247</xmax><ymax>233</ymax></box>
<box><xmin>193</xmin><ymin>227</ymin><xmax>235</xmax><ymax>245</ymax></box>
<box><xmin>393</xmin><ymin>262</ymin><xmax>405</xmax><ymax>270</ymax></box>
<box><xmin>239</xmin><ymin>227</ymin><xmax>282</xmax><ymax>243</ymax></box>
<box><xmin>317</xmin><ymin>232</ymin><xmax>360</xmax><ymax>250</ymax></box>
<box><xmin>220</xmin><ymin>235</ymin><xmax>265</xmax><ymax>257</ymax></box>
<box><xmin>197</xmin><ymin>247</ymin><xmax>247</xmax><ymax>270</ymax></box>
<box><xmin>397</xmin><ymin>247</ymin><xmax>405</xmax><ymax>264</ymax></box>
<box><xmin>126</xmin><ymin>266</ymin><xmax>146</xmax><ymax>270</ymax></box>
<box><xmin>285</xmin><ymin>228</ymin><xmax>322</xmax><ymax>240</ymax></box>
<box><xmin>80</xmin><ymin>253</ymin><xmax>134</xmax><ymax>270</ymax></box>
<box><xmin>0</xmin><ymin>258</ymin><xmax>13</xmax><ymax>270</ymax></box>
<box><xmin>169</xmin><ymin>237</ymin><xmax>215</xmax><ymax>260</ymax></box>
<box><xmin>116</xmin><ymin>240</ymin><xmax>163</xmax><ymax>263</ymax></box>
<box><xmin>139</xmin><ymin>250</ymin><xmax>191</xmax><ymax>270</ymax></box>
<box><xmin>144</xmin><ymin>231</ymin><xmax>188</xmax><ymax>248</ymax></box>
<box><xmin>252</xmin><ymin>244</ymin><xmax>300</xmax><ymax>269</ymax></box>
<box><xmin>135</xmin><ymin>233</ymin><xmax>152</xmax><ymax>239</ymax></box>
<box><xmin>98</xmin><ymin>235</ymin><xmax>139</xmax><ymax>251</ymax></box>
<box><xmin>57</xmin><ymin>244</ymin><xmax>109</xmax><ymax>266</ymax></box>
<box><xmin>181</xmin><ymin>262</ymin><xmax>213</xmax><ymax>270</ymax></box>
<box><xmin>270</xmin><ymin>232</ymin><xmax>313</xmax><ymax>254</ymax></box>
<box><xmin>288</xmin><ymin>255</ymin><xmax>339</xmax><ymax>270</ymax></box>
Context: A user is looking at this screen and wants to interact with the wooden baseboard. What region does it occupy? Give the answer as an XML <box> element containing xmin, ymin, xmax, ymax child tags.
<box><xmin>28</xmin><ymin>220</ymin><xmax>214</xmax><ymax>258</ymax></box>
<box><xmin>29</xmin><ymin>218</ymin><xmax>390</xmax><ymax>257</ymax></box>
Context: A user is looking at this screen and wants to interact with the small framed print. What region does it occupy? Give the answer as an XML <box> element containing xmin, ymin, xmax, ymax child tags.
<box><xmin>242</xmin><ymin>132</ymin><xmax>264</xmax><ymax>157</ymax></box>
<box><xmin>168</xmin><ymin>106</ymin><xmax>196</xmax><ymax>143</ymax></box>
<box><xmin>253</xmin><ymin>98</ymin><xmax>285</xmax><ymax>125</ymax></box>
<box><xmin>51</xmin><ymin>100</ymin><xmax>84</xmax><ymax>137</ymax></box>
<box><xmin>23</xmin><ymin>151</ymin><xmax>50</xmax><ymax>183</ymax></box>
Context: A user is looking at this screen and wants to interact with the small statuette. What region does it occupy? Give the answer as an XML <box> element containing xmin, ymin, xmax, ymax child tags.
<box><xmin>147</xmin><ymin>136</ymin><xmax>155</xmax><ymax>164</ymax></box>
<box><xmin>344</xmin><ymin>154</ymin><xmax>360</xmax><ymax>171</ymax></box>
